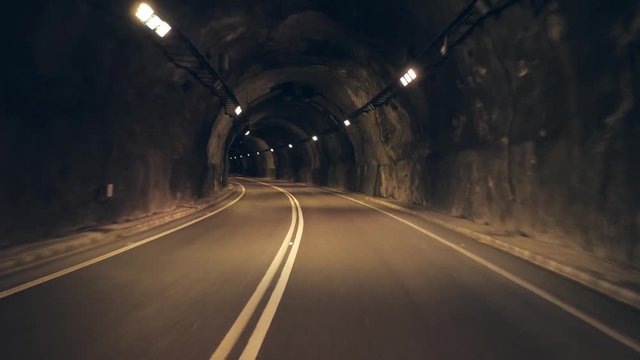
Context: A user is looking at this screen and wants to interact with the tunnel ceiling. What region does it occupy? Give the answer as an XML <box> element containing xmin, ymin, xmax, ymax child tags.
<box><xmin>186</xmin><ymin>0</ymin><xmax>451</xmax><ymax>182</ymax></box>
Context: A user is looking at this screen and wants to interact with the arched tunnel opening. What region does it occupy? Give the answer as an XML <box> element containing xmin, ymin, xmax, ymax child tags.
<box><xmin>1</xmin><ymin>1</ymin><xmax>640</xmax><ymax>358</ymax></box>
<box><xmin>226</xmin><ymin>83</ymin><xmax>357</xmax><ymax>186</ymax></box>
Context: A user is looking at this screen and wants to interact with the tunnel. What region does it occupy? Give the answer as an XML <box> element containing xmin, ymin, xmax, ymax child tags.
<box><xmin>1</xmin><ymin>1</ymin><xmax>640</xmax><ymax>359</ymax></box>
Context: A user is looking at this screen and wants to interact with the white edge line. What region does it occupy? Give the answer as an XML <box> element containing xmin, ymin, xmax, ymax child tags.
<box><xmin>239</xmin><ymin>188</ymin><xmax>304</xmax><ymax>360</ymax></box>
<box><xmin>210</xmin><ymin>179</ymin><xmax>299</xmax><ymax>360</ymax></box>
<box><xmin>326</xmin><ymin>190</ymin><xmax>640</xmax><ymax>354</ymax></box>
<box><xmin>0</xmin><ymin>183</ymin><xmax>247</xmax><ymax>300</ymax></box>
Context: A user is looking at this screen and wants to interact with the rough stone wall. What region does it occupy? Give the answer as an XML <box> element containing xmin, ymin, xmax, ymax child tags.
<box><xmin>337</xmin><ymin>1</ymin><xmax>639</xmax><ymax>266</ymax></box>
<box><xmin>0</xmin><ymin>1</ymin><xmax>218</xmax><ymax>246</ymax></box>
<box><xmin>415</xmin><ymin>1</ymin><xmax>640</xmax><ymax>266</ymax></box>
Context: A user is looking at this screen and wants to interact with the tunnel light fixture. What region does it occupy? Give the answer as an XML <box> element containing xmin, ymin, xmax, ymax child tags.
<box><xmin>235</xmin><ymin>106</ymin><xmax>243</xmax><ymax>116</ymax></box>
<box><xmin>244</xmin><ymin>130</ymin><xmax>251</xmax><ymax>136</ymax></box>
<box><xmin>270</xmin><ymin>148</ymin><xmax>274</xmax><ymax>152</ymax></box>
<box><xmin>400</xmin><ymin>68</ymin><xmax>418</xmax><ymax>86</ymax></box>
<box><xmin>135</xmin><ymin>3</ymin><xmax>154</xmax><ymax>22</ymax></box>
<box><xmin>256</xmin><ymin>152</ymin><xmax>260</xmax><ymax>155</ymax></box>
<box><xmin>312</xmin><ymin>135</ymin><xmax>318</xmax><ymax>141</ymax></box>
<box><xmin>288</xmin><ymin>144</ymin><xmax>293</xmax><ymax>149</ymax></box>
<box><xmin>135</xmin><ymin>3</ymin><xmax>172</xmax><ymax>38</ymax></box>
<box><xmin>240</xmin><ymin>155</ymin><xmax>242</xmax><ymax>158</ymax></box>
<box><xmin>343</xmin><ymin>119</ymin><xmax>351</xmax><ymax>127</ymax></box>
<box><xmin>144</xmin><ymin>15</ymin><xmax>163</xmax><ymax>31</ymax></box>
<box><xmin>154</xmin><ymin>20</ymin><xmax>172</xmax><ymax>37</ymax></box>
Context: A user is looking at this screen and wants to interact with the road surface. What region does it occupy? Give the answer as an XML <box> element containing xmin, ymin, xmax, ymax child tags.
<box><xmin>1</xmin><ymin>178</ymin><xmax>639</xmax><ymax>359</ymax></box>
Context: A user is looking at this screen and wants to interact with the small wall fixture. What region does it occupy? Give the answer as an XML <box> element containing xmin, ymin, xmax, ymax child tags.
<box><xmin>343</xmin><ymin>119</ymin><xmax>351</xmax><ymax>127</ymax></box>
<box><xmin>106</xmin><ymin>184</ymin><xmax>114</xmax><ymax>198</ymax></box>
<box><xmin>288</xmin><ymin>144</ymin><xmax>293</xmax><ymax>148</ymax></box>
<box><xmin>235</xmin><ymin>106</ymin><xmax>243</xmax><ymax>116</ymax></box>
<box><xmin>312</xmin><ymin>135</ymin><xmax>318</xmax><ymax>141</ymax></box>
<box><xmin>244</xmin><ymin>130</ymin><xmax>251</xmax><ymax>136</ymax></box>
<box><xmin>270</xmin><ymin>148</ymin><xmax>274</xmax><ymax>152</ymax></box>
<box><xmin>135</xmin><ymin>3</ymin><xmax>172</xmax><ymax>37</ymax></box>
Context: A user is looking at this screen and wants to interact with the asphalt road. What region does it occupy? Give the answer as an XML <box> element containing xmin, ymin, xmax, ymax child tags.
<box><xmin>1</xmin><ymin>178</ymin><xmax>639</xmax><ymax>359</ymax></box>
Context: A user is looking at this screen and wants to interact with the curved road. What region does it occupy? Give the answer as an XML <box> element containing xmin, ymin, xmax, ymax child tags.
<box><xmin>1</xmin><ymin>178</ymin><xmax>639</xmax><ymax>359</ymax></box>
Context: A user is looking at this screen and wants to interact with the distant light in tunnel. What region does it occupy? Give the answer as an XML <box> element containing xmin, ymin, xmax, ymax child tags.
<box><xmin>288</xmin><ymin>144</ymin><xmax>293</xmax><ymax>148</ymax></box>
<box><xmin>400</xmin><ymin>68</ymin><xmax>418</xmax><ymax>86</ymax></box>
<box><xmin>235</xmin><ymin>106</ymin><xmax>243</xmax><ymax>116</ymax></box>
<box><xmin>135</xmin><ymin>3</ymin><xmax>172</xmax><ymax>38</ymax></box>
<box><xmin>270</xmin><ymin>148</ymin><xmax>274</xmax><ymax>152</ymax></box>
<box><xmin>257</xmin><ymin>152</ymin><xmax>260</xmax><ymax>155</ymax></box>
<box><xmin>244</xmin><ymin>130</ymin><xmax>251</xmax><ymax>136</ymax></box>
<box><xmin>312</xmin><ymin>135</ymin><xmax>318</xmax><ymax>141</ymax></box>
<box><xmin>343</xmin><ymin>119</ymin><xmax>351</xmax><ymax>127</ymax></box>
<box><xmin>240</xmin><ymin>155</ymin><xmax>242</xmax><ymax>158</ymax></box>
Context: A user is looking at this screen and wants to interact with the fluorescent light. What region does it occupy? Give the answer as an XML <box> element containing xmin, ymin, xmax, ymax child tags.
<box><xmin>135</xmin><ymin>4</ymin><xmax>171</xmax><ymax>38</ymax></box>
<box><xmin>408</xmin><ymin>68</ymin><xmax>417</xmax><ymax>80</ymax></box>
<box><xmin>312</xmin><ymin>135</ymin><xmax>318</xmax><ymax>141</ymax></box>
<box><xmin>403</xmin><ymin>74</ymin><xmax>412</xmax><ymax>83</ymax></box>
<box><xmin>343</xmin><ymin>119</ymin><xmax>351</xmax><ymax>127</ymax></box>
<box><xmin>144</xmin><ymin>15</ymin><xmax>162</xmax><ymax>30</ymax></box>
<box><xmin>154</xmin><ymin>21</ymin><xmax>171</xmax><ymax>37</ymax></box>
<box><xmin>270</xmin><ymin>148</ymin><xmax>274</xmax><ymax>152</ymax></box>
<box><xmin>288</xmin><ymin>144</ymin><xmax>293</xmax><ymax>148</ymax></box>
<box><xmin>135</xmin><ymin>3</ymin><xmax>154</xmax><ymax>22</ymax></box>
<box><xmin>256</xmin><ymin>152</ymin><xmax>260</xmax><ymax>155</ymax></box>
<box><xmin>235</xmin><ymin>106</ymin><xmax>243</xmax><ymax>115</ymax></box>
<box><xmin>244</xmin><ymin>130</ymin><xmax>250</xmax><ymax>136</ymax></box>
<box><xmin>400</xmin><ymin>77</ymin><xmax>408</xmax><ymax>86</ymax></box>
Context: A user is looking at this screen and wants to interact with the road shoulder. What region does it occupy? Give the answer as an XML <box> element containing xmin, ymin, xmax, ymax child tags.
<box><xmin>320</xmin><ymin>186</ymin><xmax>640</xmax><ymax>311</ymax></box>
<box><xmin>0</xmin><ymin>185</ymin><xmax>241</xmax><ymax>278</ymax></box>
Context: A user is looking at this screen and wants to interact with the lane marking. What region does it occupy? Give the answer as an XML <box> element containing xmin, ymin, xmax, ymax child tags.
<box><xmin>0</xmin><ymin>184</ymin><xmax>246</xmax><ymax>299</ymax></box>
<box><xmin>210</xmin><ymin>185</ymin><xmax>298</xmax><ymax>360</ymax></box>
<box><xmin>239</xmin><ymin>186</ymin><xmax>304</xmax><ymax>359</ymax></box>
<box><xmin>326</xmin><ymin>190</ymin><xmax>640</xmax><ymax>354</ymax></box>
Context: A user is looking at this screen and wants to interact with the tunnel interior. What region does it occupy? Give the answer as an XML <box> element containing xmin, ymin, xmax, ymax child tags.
<box><xmin>1</xmin><ymin>0</ymin><xmax>639</xmax><ymax>267</ymax></box>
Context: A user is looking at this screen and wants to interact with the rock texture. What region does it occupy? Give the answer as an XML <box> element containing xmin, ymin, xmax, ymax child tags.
<box><xmin>0</xmin><ymin>0</ymin><xmax>218</xmax><ymax>245</ymax></box>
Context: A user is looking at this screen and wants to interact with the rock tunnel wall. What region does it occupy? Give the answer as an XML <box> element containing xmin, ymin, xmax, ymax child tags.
<box><xmin>0</xmin><ymin>1</ymin><xmax>219</xmax><ymax>246</ymax></box>
<box><xmin>457</xmin><ymin>1</ymin><xmax>640</xmax><ymax>265</ymax></box>
<box><xmin>350</xmin><ymin>1</ymin><xmax>640</xmax><ymax>265</ymax></box>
